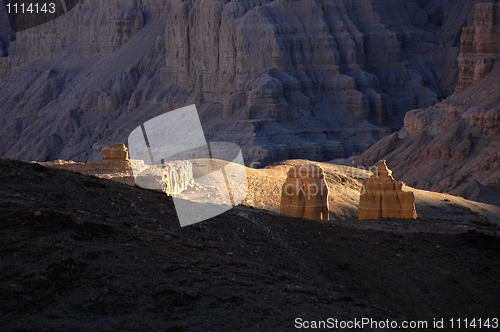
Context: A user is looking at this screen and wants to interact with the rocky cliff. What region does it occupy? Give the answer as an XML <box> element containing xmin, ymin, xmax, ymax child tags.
<box><xmin>356</xmin><ymin>2</ymin><xmax>500</xmax><ymax>206</ymax></box>
<box><xmin>458</xmin><ymin>2</ymin><xmax>500</xmax><ymax>91</ymax></box>
<box><xmin>0</xmin><ymin>0</ymin><xmax>487</xmax><ymax>166</ymax></box>
<box><xmin>357</xmin><ymin>19</ymin><xmax>500</xmax><ymax>207</ymax></box>
<box><xmin>357</xmin><ymin>83</ymin><xmax>500</xmax><ymax>205</ymax></box>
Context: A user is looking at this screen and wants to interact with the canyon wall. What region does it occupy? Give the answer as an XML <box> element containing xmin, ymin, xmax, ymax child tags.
<box><xmin>458</xmin><ymin>2</ymin><xmax>500</xmax><ymax>91</ymax></box>
<box><xmin>356</xmin><ymin>2</ymin><xmax>500</xmax><ymax>206</ymax></box>
<box><xmin>0</xmin><ymin>0</ymin><xmax>486</xmax><ymax>167</ymax></box>
<box><xmin>356</xmin><ymin>99</ymin><xmax>500</xmax><ymax>205</ymax></box>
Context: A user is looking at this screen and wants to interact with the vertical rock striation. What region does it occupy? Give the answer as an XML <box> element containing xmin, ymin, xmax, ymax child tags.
<box><xmin>0</xmin><ymin>0</ymin><xmax>486</xmax><ymax>166</ymax></box>
<box><xmin>101</xmin><ymin>143</ymin><xmax>129</xmax><ymax>160</ymax></box>
<box><xmin>132</xmin><ymin>160</ymin><xmax>194</xmax><ymax>196</ymax></box>
<box><xmin>458</xmin><ymin>2</ymin><xmax>500</xmax><ymax>91</ymax></box>
<box><xmin>358</xmin><ymin>160</ymin><xmax>416</xmax><ymax>220</ymax></box>
<box><xmin>280</xmin><ymin>164</ymin><xmax>329</xmax><ymax>220</ymax></box>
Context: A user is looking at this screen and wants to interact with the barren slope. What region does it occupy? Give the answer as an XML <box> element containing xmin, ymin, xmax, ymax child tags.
<box><xmin>1</xmin><ymin>159</ymin><xmax>500</xmax><ymax>331</ymax></box>
<box><xmin>355</xmin><ymin>2</ymin><xmax>500</xmax><ymax>206</ymax></box>
<box><xmin>0</xmin><ymin>0</ymin><xmax>488</xmax><ymax>166</ymax></box>
<box><xmin>355</xmin><ymin>64</ymin><xmax>500</xmax><ymax>205</ymax></box>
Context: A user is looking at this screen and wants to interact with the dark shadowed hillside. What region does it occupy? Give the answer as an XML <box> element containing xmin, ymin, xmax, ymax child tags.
<box><xmin>1</xmin><ymin>159</ymin><xmax>500</xmax><ymax>331</ymax></box>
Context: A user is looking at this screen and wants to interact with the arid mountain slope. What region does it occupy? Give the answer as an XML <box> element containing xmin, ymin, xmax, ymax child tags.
<box><xmin>356</xmin><ymin>78</ymin><xmax>500</xmax><ymax>205</ymax></box>
<box><xmin>356</xmin><ymin>3</ymin><xmax>500</xmax><ymax>206</ymax></box>
<box><xmin>248</xmin><ymin>159</ymin><xmax>500</xmax><ymax>223</ymax></box>
<box><xmin>1</xmin><ymin>159</ymin><xmax>500</xmax><ymax>330</ymax></box>
<box><xmin>0</xmin><ymin>0</ymin><xmax>487</xmax><ymax>166</ymax></box>
<box><xmin>39</xmin><ymin>156</ymin><xmax>500</xmax><ymax>223</ymax></box>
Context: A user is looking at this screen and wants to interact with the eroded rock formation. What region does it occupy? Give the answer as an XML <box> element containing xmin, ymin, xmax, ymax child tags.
<box><xmin>358</xmin><ymin>160</ymin><xmax>416</xmax><ymax>220</ymax></box>
<box><xmin>102</xmin><ymin>143</ymin><xmax>129</xmax><ymax>160</ymax></box>
<box><xmin>40</xmin><ymin>143</ymin><xmax>133</xmax><ymax>184</ymax></box>
<box><xmin>458</xmin><ymin>3</ymin><xmax>500</xmax><ymax>91</ymax></box>
<box><xmin>357</xmin><ymin>98</ymin><xmax>500</xmax><ymax>205</ymax></box>
<box><xmin>356</xmin><ymin>2</ymin><xmax>500</xmax><ymax>206</ymax></box>
<box><xmin>41</xmin><ymin>143</ymin><xmax>195</xmax><ymax>194</ymax></box>
<box><xmin>0</xmin><ymin>0</ymin><xmax>483</xmax><ymax>166</ymax></box>
<box><xmin>280</xmin><ymin>164</ymin><xmax>329</xmax><ymax>220</ymax></box>
<box><xmin>39</xmin><ymin>158</ymin><xmax>135</xmax><ymax>186</ymax></box>
<box><xmin>132</xmin><ymin>160</ymin><xmax>194</xmax><ymax>196</ymax></box>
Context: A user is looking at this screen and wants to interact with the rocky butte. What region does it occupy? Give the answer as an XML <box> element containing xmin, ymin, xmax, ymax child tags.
<box><xmin>358</xmin><ymin>160</ymin><xmax>417</xmax><ymax>220</ymax></box>
<box><xmin>0</xmin><ymin>0</ymin><xmax>487</xmax><ymax>167</ymax></box>
<box><xmin>458</xmin><ymin>2</ymin><xmax>500</xmax><ymax>91</ymax></box>
<box><xmin>101</xmin><ymin>143</ymin><xmax>129</xmax><ymax>160</ymax></box>
<box><xmin>280</xmin><ymin>164</ymin><xmax>329</xmax><ymax>220</ymax></box>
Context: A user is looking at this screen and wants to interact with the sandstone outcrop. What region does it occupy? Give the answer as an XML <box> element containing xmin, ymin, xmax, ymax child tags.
<box><xmin>280</xmin><ymin>164</ymin><xmax>329</xmax><ymax>220</ymax></box>
<box><xmin>101</xmin><ymin>143</ymin><xmax>129</xmax><ymax>160</ymax></box>
<box><xmin>358</xmin><ymin>161</ymin><xmax>416</xmax><ymax>220</ymax></box>
<box><xmin>355</xmin><ymin>2</ymin><xmax>500</xmax><ymax>206</ymax></box>
<box><xmin>0</xmin><ymin>0</ymin><xmax>481</xmax><ymax>167</ymax></box>
<box><xmin>40</xmin><ymin>142</ymin><xmax>195</xmax><ymax>194</ymax></box>
<box><xmin>39</xmin><ymin>159</ymin><xmax>135</xmax><ymax>186</ymax></box>
<box><xmin>40</xmin><ymin>144</ymin><xmax>133</xmax><ymax>184</ymax></box>
<box><xmin>356</xmin><ymin>98</ymin><xmax>500</xmax><ymax>205</ymax></box>
<box><xmin>458</xmin><ymin>3</ymin><xmax>500</xmax><ymax>91</ymax></box>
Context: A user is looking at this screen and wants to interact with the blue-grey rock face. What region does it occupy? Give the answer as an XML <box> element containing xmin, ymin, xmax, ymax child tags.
<box><xmin>0</xmin><ymin>0</ymin><xmax>484</xmax><ymax>166</ymax></box>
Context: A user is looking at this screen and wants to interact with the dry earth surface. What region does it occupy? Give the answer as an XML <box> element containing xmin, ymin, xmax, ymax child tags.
<box><xmin>239</xmin><ymin>159</ymin><xmax>500</xmax><ymax>224</ymax></box>
<box><xmin>1</xmin><ymin>159</ymin><xmax>500</xmax><ymax>331</ymax></box>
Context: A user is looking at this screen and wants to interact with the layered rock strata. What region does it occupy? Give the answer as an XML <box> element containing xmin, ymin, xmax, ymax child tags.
<box><xmin>357</xmin><ymin>1</ymin><xmax>500</xmax><ymax>205</ymax></box>
<box><xmin>101</xmin><ymin>143</ymin><xmax>129</xmax><ymax>160</ymax></box>
<box><xmin>458</xmin><ymin>2</ymin><xmax>500</xmax><ymax>91</ymax></box>
<box><xmin>0</xmin><ymin>0</ymin><xmax>483</xmax><ymax>166</ymax></box>
<box><xmin>356</xmin><ymin>2</ymin><xmax>500</xmax><ymax>206</ymax></box>
<box><xmin>280</xmin><ymin>164</ymin><xmax>329</xmax><ymax>220</ymax></box>
<box><xmin>358</xmin><ymin>160</ymin><xmax>416</xmax><ymax>220</ymax></box>
<box><xmin>41</xmin><ymin>143</ymin><xmax>195</xmax><ymax>194</ymax></box>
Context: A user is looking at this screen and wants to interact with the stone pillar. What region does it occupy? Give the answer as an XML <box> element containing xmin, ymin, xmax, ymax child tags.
<box><xmin>358</xmin><ymin>160</ymin><xmax>417</xmax><ymax>220</ymax></box>
<box><xmin>101</xmin><ymin>143</ymin><xmax>129</xmax><ymax>160</ymax></box>
<box><xmin>280</xmin><ymin>164</ymin><xmax>329</xmax><ymax>220</ymax></box>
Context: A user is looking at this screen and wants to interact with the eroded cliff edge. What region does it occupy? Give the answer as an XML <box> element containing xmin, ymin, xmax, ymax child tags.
<box><xmin>0</xmin><ymin>0</ymin><xmax>485</xmax><ymax>166</ymax></box>
<box><xmin>357</xmin><ymin>2</ymin><xmax>500</xmax><ymax>205</ymax></box>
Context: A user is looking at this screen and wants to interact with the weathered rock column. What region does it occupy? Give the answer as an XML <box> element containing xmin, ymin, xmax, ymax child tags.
<box><xmin>358</xmin><ymin>160</ymin><xmax>417</xmax><ymax>220</ymax></box>
<box><xmin>101</xmin><ymin>143</ymin><xmax>129</xmax><ymax>160</ymax></box>
<box><xmin>458</xmin><ymin>3</ymin><xmax>500</xmax><ymax>91</ymax></box>
<box><xmin>280</xmin><ymin>164</ymin><xmax>329</xmax><ymax>220</ymax></box>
